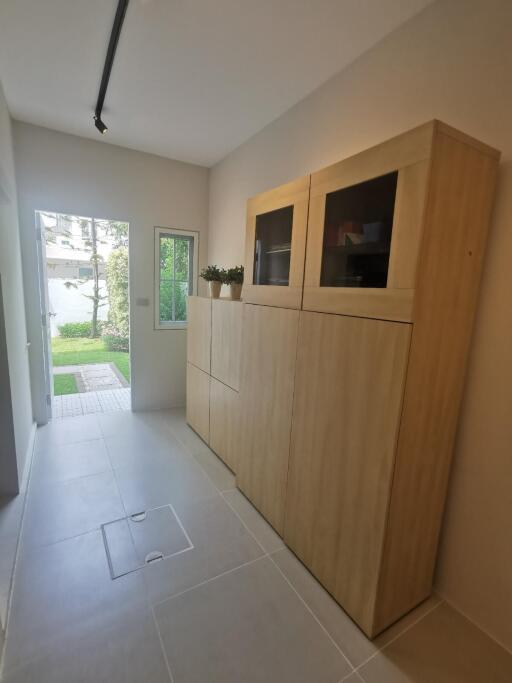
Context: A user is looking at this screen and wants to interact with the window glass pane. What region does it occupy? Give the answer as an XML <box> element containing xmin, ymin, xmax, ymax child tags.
<box><xmin>159</xmin><ymin>280</ymin><xmax>174</xmax><ymax>323</ymax></box>
<box><xmin>160</xmin><ymin>236</ymin><xmax>175</xmax><ymax>279</ymax></box>
<box><xmin>175</xmin><ymin>281</ymin><xmax>188</xmax><ymax>322</ymax></box>
<box><xmin>157</xmin><ymin>232</ymin><xmax>195</xmax><ymax>325</ymax></box>
<box><xmin>174</xmin><ymin>238</ymin><xmax>190</xmax><ymax>282</ymax></box>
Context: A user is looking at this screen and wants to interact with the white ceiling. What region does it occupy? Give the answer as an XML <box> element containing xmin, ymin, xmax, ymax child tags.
<box><xmin>0</xmin><ymin>0</ymin><xmax>434</xmax><ymax>167</ymax></box>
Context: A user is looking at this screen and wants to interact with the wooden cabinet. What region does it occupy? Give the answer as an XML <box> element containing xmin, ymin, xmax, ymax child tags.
<box><xmin>211</xmin><ymin>299</ymin><xmax>243</xmax><ymax>391</ymax></box>
<box><xmin>186</xmin><ymin>362</ymin><xmax>210</xmax><ymax>442</ymax></box>
<box><xmin>237</xmin><ymin>121</ymin><xmax>499</xmax><ymax>637</ymax></box>
<box><xmin>187</xmin><ymin>296</ymin><xmax>211</xmax><ymax>373</ymax></box>
<box><xmin>186</xmin><ymin>296</ymin><xmax>243</xmax><ymax>471</ymax></box>
<box><xmin>243</xmin><ymin>176</ymin><xmax>310</xmax><ymax>309</ymax></box>
<box><xmin>237</xmin><ymin>304</ymin><xmax>299</xmax><ymax>534</ymax></box>
<box><xmin>284</xmin><ymin>312</ymin><xmax>411</xmax><ymax>634</ymax></box>
<box><xmin>209</xmin><ymin>378</ymin><xmax>239</xmax><ymax>473</ymax></box>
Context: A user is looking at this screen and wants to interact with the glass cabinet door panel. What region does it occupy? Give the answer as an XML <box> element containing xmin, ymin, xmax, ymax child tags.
<box><xmin>320</xmin><ymin>171</ymin><xmax>398</xmax><ymax>288</ymax></box>
<box><xmin>253</xmin><ymin>205</ymin><xmax>294</xmax><ymax>286</ymax></box>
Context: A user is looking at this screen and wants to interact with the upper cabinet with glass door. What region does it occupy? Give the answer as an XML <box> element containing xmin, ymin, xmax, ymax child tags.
<box><xmin>244</xmin><ymin>176</ymin><xmax>310</xmax><ymax>309</ymax></box>
<box><xmin>303</xmin><ymin>122</ymin><xmax>436</xmax><ymax>322</ymax></box>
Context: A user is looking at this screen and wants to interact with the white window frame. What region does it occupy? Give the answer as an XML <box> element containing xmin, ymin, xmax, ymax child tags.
<box><xmin>154</xmin><ymin>227</ymin><xmax>199</xmax><ymax>330</ymax></box>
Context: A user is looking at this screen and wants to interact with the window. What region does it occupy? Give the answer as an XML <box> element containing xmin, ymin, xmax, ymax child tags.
<box><xmin>78</xmin><ymin>266</ymin><xmax>93</xmax><ymax>279</ymax></box>
<box><xmin>155</xmin><ymin>227</ymin><xmax>199</xmax><ymax>329</ymax></box>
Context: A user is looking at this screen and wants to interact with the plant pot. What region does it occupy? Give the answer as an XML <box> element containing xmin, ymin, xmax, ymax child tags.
<box><xmin>209</xmin><ymin>281</ymin><xmax>222</xmax><ymax>298</ymax></box>
<box><xmin>229</xmin><ymin>283</ymin><xmax>242</xmax><ymax>300</ymax></box>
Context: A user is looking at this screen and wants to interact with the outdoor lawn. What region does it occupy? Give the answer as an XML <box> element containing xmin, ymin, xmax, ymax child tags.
<box><xmin>52</xmin><ymin>337</ymin><xmax>131</xmax><ymax>383</ymax></box>
<box><xmin>53</xmin><ymin>373</ymin><xmax>78</xmax><ymax>396</ymax></box>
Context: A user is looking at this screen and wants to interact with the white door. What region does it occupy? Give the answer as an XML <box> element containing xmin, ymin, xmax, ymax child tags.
<box><xmin>36</xmin><ymin>212</ymin><xmax>53</xmax><ymax>420</ymax></box>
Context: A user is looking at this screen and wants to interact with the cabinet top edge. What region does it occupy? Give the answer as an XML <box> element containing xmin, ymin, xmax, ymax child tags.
<box><xmin>188</xmin><ymin>295</ymin><xmax>244</xmax><ymax>303</ymax></box>
<box><xmin>433</xmin><ymin>120</ymin><xmax>501</xmax><ymax>159</ymax></box>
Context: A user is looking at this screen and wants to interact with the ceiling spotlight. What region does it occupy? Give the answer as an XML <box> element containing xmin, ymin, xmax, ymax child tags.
<box><xmin>94</xmin><ymin>116</ymin><xmax>108</xmax><ymax>134</ymax></box>
<box><xmin>93</xmin><ymin>0</ymin><xmax>129</xmax><ymax>134</ymax></box>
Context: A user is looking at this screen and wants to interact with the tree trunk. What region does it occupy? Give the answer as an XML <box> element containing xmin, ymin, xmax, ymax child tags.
<box><xmin>90</xmin><ymin>218</ymin><xmax>99</xmax><ymax>338</ymax></box>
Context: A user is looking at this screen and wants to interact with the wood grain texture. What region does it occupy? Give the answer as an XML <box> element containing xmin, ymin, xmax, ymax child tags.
<box><xmin>284</xmin><ymin>312</ymin><xmax>411</xmax><ymax>635</ymax></box>
<box><xmin>187</xmin><ymin>296</ymin><xmax>211</xmax><ymax>373</ymax></box>
<box><xmin>211</xmin><ymin>299</ymin><xmax>243</xmax><ymax>391</ymax></box>
<box><xmin>373</xmin><ymin>128</ymin><xmax>500</xmax><ymax>634</ymax></box>
<box><xmin>302</xmin><ymin>286</ymin><xmax>414</xmax><ymax>322</ymax></box>
<box><xmin>237</xmin><ymin>304</ymin><xmax>299</xmax><ymax>535</ymax></box>
<box><xmin>186</xmin><ymin>362</ymin><xmax>210</xmax><ymax>443</ymax></box>
<box><xmin>244</xmin><ymin>176</ymin><xmax>310</xmax><ymax>309</ymax></box>
<box><xmin>209</xmin><ymin>377</ymin><xmax>240</xmax><ymax>473</ymax></box>
<box><xmin>387</xmin><ymin>160</ymin><xmax>430</xmax><ymax>289</ymax></box>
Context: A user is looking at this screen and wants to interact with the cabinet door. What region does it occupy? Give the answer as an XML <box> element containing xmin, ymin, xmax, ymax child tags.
<box><xmin>284</xmin><ymin>312</ymin><xmax>411</xmax><ymax>636</ymax></box>
<box><xmin>187</xmin><ymin>296</ymin><xmax>211</xmax><ymax>373</ymax></box>
<box><xmin>186</xmin><ymin>362</ymin><xmax>210</xmax><ymax>443</ymax></box>
<box><xmin>243</xmin><ymin>176</ymin><xmax>310</xmax><ymax>309</ymax></box>
<box><xmin>237</xmin><ymin>304</ymin><xmax>299</xmax><ymax>534</ymax></box>
<box><xmin>303</xmin><ymin>123</ymin><xmax>433</xmax><ymax>322</ymax></box>
<box><xmin>211</xmin><ymin>299</ymin><xmax>243</xmax><ymax>391</ymax></box>
<box><xmin>209</xmin><ymin>377</ymin><xmax>239</xmax><ymax>473</ymax></box>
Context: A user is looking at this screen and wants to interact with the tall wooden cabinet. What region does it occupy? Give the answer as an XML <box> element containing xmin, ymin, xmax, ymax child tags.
<box><xmin>236</xmin><ymin>304</ymin><xmax>299</xmax><ymax>534</ymax></box>
<box><xmin>236</xmin><ymin>120</ymin><xmax>500</xmax><ymax>637</ymax></box>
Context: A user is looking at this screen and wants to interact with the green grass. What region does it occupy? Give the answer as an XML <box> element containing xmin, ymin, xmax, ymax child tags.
<box><xmin>54</xmin><ymin>373</ymin><xmax>78</xmax><ymax>396</ymax></box>
<box><xmin>52</xmin><ymin>337</ymin><xmax>131</xmax><ymax>383</ymax></box>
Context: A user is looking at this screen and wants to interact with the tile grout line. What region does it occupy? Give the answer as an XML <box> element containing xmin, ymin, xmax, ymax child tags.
<box><xmin>346</xmin><ymin>597</ymin><xmax>444</xmax><ymax>679</ymax></box>
<box><xmin>152</xmin><ymin>554</ymin><xmax>269</xmax><ymax>610</ymax></box>
<box><xmin>219</xmin><ymin>490</ymin><xmax>356</xmax><ymax>674</ymax></box>
<box><xmin>151</xmin><ymin>605</ymin><xmax>176</xmax><ymax>683</ymax></box>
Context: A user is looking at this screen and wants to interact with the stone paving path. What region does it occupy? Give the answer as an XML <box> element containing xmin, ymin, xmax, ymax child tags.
<box><xmin>54</xmin><ymin>362</ymin><xmax>128</xmax><ymax>392</ymax></box>
<box><xmin>53</xmin><ymin>387</ymin><xmax>131</xmax><ymax>419</ymax></box>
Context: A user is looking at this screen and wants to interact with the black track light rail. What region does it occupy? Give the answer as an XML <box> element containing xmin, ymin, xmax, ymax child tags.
<box><xmin>94</xmin><ymin>0</ymin><xmax>130</xmax><ymax>134</ymax></box>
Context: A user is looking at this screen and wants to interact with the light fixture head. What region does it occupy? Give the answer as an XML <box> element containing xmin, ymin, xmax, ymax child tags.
<box><xmin>94</xmin><ymin>115</ymin><xmax>108</xmax><ymax>134</ymax></box>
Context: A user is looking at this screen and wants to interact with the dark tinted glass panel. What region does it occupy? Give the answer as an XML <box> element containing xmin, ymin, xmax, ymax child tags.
<box><xmin>320</xmin><ymin>171</ymin><xmax>398</xmax><ymax>288</ymax></box>
<box><xmin>253</xmin><ymin>205</ymin><xmax>294</xmax><ymax>286</ymax></box>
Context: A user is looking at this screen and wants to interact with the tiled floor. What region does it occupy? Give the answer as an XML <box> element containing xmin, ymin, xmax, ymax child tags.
<box><xmin>1</xmin><ymin>409</ymin><xmax>512</xmax><ymax>682</ymax></box>
<box><xmin>52</xmin><ymin>387</ymin><xmax>131</xmax><ymax>418</ymax></box>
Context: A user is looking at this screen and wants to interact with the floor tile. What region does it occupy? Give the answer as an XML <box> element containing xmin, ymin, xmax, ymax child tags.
<box><xmin>271</xmin><ymin>547</ymin><xmax>441</xmax><ymax>668</ymax></box>
<box><xmin>104</xmin><ymin>428</ymin><xmax>186</xmax><ymax>470</ymax></box>
<box><xmin>22</xmin><ymin>470</ymin><xmax>125</xmax><ymax>550</ymax></box>
<box><xmin>188</xmin><ymin>445</ymin><xmax>236</xmax><ymax>492</ymax></box>
<box><xmin>114</xmin><ymin>456</ymin><xmax>217</xmax><ymax>516</ymax></box>
<box><xmin>359</xmin><ymin>602</ymin><xmax>512</xmax><ymax>683</ymax></box>
<box><xmin>36</xmin><ymin>414</ymin><xmax>102</xmax><ymax>449</ymax></box>
<box><xmin>222</xmin><ymin>488</ymin><xmax>284</xmax><ymax>553</ymax></box>
<box><xmin>31</xmin><ymin>438</ymin><xmax>111</xmax><ymax>484</ymax></box>
<box><xmin>142</xmin><ymin>494</ymin><xmax>263</xmax><ymax>605</ymax></box>
<box><xmin>2</xmin><ymin>608</ymin><xmax>170</xmax><ymax>683</ymax></box>
<box><xmin>154</xmin><ymin>556</ymin><xmax>351</xmax><ymax>683</ymax></box>
<box><xmin>3</xmin><ymin>530</ymin><xmax>147</xmax><ymax>672</ymax></box>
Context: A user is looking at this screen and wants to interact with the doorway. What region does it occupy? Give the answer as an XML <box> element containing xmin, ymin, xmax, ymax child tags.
<box><xmin>36</xmin><ymin>211</ymin><xmax>131</xmax><ymax>419</ymax></box>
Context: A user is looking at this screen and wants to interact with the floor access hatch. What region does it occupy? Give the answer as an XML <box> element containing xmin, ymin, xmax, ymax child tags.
<box><xmin>102</xmin><ymin>504</ymin><xmax>193</xmax><ymax>579</ymax></box>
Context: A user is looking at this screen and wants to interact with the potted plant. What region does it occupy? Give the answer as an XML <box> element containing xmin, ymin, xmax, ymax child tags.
<box><xmin>200</xmin><ymin>265</ymin><xmax>224</xmax><ymax>298</ymax></box>
<box><xmin>224</xmin><ymin>265</ymin><xmax>244</xmax><ymax>300</ymax></box>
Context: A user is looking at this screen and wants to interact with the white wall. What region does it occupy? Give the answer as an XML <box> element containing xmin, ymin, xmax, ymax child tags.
<box><xmin>208</xmin><ymin>0</ymin><xmax>512</xmax><ymax>652</ymax></box>
<box><xmin>0</xmin><ymin>81</ymin><xmax>33</xmax><ymax>492</ymax></box>
<box><xmin>13</xmin><ymin>123</ymin><xmax>209</xmax><ymax>419</ymax></box>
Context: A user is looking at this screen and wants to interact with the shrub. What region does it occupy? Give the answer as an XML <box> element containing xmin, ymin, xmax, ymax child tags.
<box><xmin>58</xmin><ymin>321</ymin><xmax>103</xmax><ymax>338</ymax></box>
<box><xmin>102</xmin><ymin>323</ymin><xmax>129</xmax><ymax>352</ymax></box>
<box><xmin>106</xmin><ymin>247</ymin><xmax>129</xmax><ymax>340</ymax></box>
